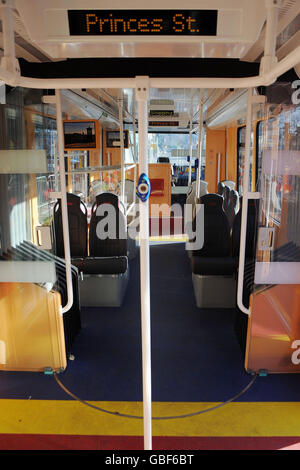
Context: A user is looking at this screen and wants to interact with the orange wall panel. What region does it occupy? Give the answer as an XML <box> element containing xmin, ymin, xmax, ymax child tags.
<box><xmin>226</xmin><ymin>127</ymin><xmax>238</xmax><ymax>186</ymax></box>
<box><xmin>205</xmin><ymin>129</ymin><xmax>226</xmax><ymax>193</ymax></box>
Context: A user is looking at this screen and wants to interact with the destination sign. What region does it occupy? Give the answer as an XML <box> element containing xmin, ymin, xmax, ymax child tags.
<box><xmin>68</xmin><ymin>10</ymin><xmax>218</xmax><ymax>36</ymax></box>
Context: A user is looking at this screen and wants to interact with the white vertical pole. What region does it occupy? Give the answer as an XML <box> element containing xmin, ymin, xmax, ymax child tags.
<box><xmin>196</xmin><ymin>89</ymin><xmax>204</xmax><ymax>200</ymax></box>
<box><xmin>132</xmin><ymin>94</ymin><xmax>138</xmax><ymax>204</ymax></box>
<box><xmin>108</xmin><ymin>152</ymin><xmax>111</xmax><ymax>189</ymax></box>
<box><xmin>188</xmin><ymin>110</ymin><xmax>193</xmax><ymax>187</ymax></box>
<box><xmin>55</xmin><ymin>89</ymin><xmax>73</xmax><ymax>315</ymax></box>
<box><xmin>118</xmin><ymin>97</ymin><xmax>125</xmax><ymax>204</ymax></box>
<box><xmin>136</xmin><ymin>77</ymin><xmax>152</xmax><ymax>451</ymax></box>
<box><xmin>237</xmin><ymin>88</ymin><xmax>254</xmax><ymax>316</ymax></box>
<box><xmin>260</xmin><ymin>0</ymin><xmax>281</xmax><ymax>75</ymax></box>
<box><xmin>217</xmin><ymin>152</ymin><xmax>221</xmax><ymax>186</ymax></box>
<box><xmin>0</xmin><ymin>0</ymin><xmax>18</xmax><ymax>75</ymax></box>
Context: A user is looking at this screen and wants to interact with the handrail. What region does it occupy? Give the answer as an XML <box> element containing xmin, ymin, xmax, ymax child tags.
<box><xmin>55</xmin><ymin>90</ymin><xmax>74</xmax><ymax>315</ymax></box>
<box><xmin>237</xmin><ymin>88</ymin><xmax>253</xmax><ymax>316</ymax></box>
<box><xmin>0</xmin><ymin>45</ymin><xmax>299</xmax><ymax>90</ymax></box>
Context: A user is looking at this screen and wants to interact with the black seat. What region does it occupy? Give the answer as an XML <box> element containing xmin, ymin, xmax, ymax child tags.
<box><xmin>71</xmin><ymin>256</ymin><xmax>128</xmax><ymax>275</ymax></box>
<box><xmin>190</xmin><ymin>194</ymin><xmax>237</xmax><ymax>275</ymax></box>
<box><xmin>53</xmin><ymin>193</ymin><xmax>88</xmax><ymax>258</ymax></box>
<box><xmin>89</xmin><ymin>192</ymin><xmax>127</xmax><ymax>258</ymax></box>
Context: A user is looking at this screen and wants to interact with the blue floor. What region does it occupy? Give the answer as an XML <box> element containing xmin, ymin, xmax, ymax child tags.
<box><xmin>1</xmin><ymin>241</ymin><xmax>300</xmax><ymax>403</ymax></box>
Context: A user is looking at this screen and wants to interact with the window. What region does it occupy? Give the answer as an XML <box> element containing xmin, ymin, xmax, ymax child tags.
<box><xmin>237</xmin><ymin>125</ymin><xmax>253</xmax><ymax>195</ymax></box>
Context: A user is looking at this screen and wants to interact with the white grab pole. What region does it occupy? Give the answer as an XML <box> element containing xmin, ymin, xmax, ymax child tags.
<box><xmin>260</xmin><ymin>0</ymin><xmax>281</xmax><ymax>75</ymax></box>
<box><xmin>188</xmin><ymin>92</ymin><xmax>193</xmax><ymax>187</ymax></box>
<box><xmin>196</xmin><ymin>89</ymin><xmax>204</xmax><ymax>200</ymax></box>
<box><xmin>55</xmin><ymin>90</ymin><xmax>74</xmax><ymax>315</ymax></box>
<box><xmin>217</xmin><ymin>152</ymin><xmax>221</xmax><ymax>186</ymax></box>
<box><xmin>136</xmin><ymin>77</ymin><xmax>152</xmax><ymax>451</ymax></box>
<box><xmin>1</xmin><ymin>1</ymin><xmax>15</xmax><ymax>60</ymax></box>
<box><xmin>132</xmin><ymin>95</ymin><xmax>138</xmax><ymax>204</ymax></box>
<box><xmin>108</xmin><ymin>153</ymin><xmax>111</xmax><ymax>189</ymax></box>
<box><xmin>237</xmin><ymin>88</ymin><xmax>254</xmax><ymax>316</ymax></box>
<box><xmin>0</xmin><ymin>0</ymin><xmax>19</xmax><ymax>75</ymax></box>
<box><xmin>0</xmin><ymin>43</ymin><xmax>300</xmax><ymax>90</ymax></box>
<box><xmin>118</xmin><ymin>96</ymin><xmax>125</xmax><ymax>204</ymax></box>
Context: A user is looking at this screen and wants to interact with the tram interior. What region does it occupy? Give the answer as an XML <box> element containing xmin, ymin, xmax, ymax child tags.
<box><xmin>0</xmin><ymin>0</ymin><xmax>300</xmax><ymax>451</ymax></box>
<box><xmin>1</xmin><ymin>80</ymin><xmax>300</xmax><ymax>380</ymax></box>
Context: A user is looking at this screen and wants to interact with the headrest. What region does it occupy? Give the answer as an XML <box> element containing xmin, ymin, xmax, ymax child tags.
<box><xmin>229</xmin><ymin>189</ymin><xmax>239</xmax><ymax>202</ymax></box>
<box><xmin>200</xmin><ymin>193</ymin><xmax>224</xmax><ymax>210</ymax></box>
<box><xmin>217</xmin><ymin>182</ymin><xmax>225</xmax><ymax>195</ymax></box>
<box><xmin>220</xmin><ymin>180</ymin><xmax>236</xmax><ymax>191</ymax></box>
<box><xmin>95</xmin><ymin>192</ymin><xmax>120</xmax><ymax>210</ymax></box>
<box><xmin>55</xmin><ymin>192</ymin><xmax>85</xmax><ymax>212</ymax></box>
<box><xmin>222</xmin><ymin>186</ymin><xmax>230</xmax><ymax>197</ymax></box>
<box><xmin>66</xmin><ymin>192</ymin><xmax>81</xmax><ymax>207</ymax></box>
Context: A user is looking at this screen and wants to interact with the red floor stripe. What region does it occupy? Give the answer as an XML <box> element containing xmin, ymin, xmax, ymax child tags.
<box><xmin>0</xmin><ymin>435</ymin><xmax>300</xmax><ymax>450</ymax></box>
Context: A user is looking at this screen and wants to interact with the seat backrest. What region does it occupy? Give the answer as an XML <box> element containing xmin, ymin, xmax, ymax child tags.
<box><xmin>220</xmin><ymin>180</ymin><xmax>236</xmax><ymax>191</ymax></box>
<box><xmin>186</xmin><ymin>180</ymin><xmax>208</xmax><ymax>206</ymax></box>
<box><xmin>222</xmin><ymin>185</ymin><xmax>230</xmax><ymax>210</ymax></box>
<box><xmin>193</xmin><ymin>193</ymin><xmax>231</xmax><ymax>257</ymax></box>
<box><xmin>89</xmin><ymin>192</ymin><xmax>127</xmax><ymax>257</ymax></box>
<box><xmin>53</xmin><ymin>193</ymin><xmax>88</xmax><ymax>258</ymax></box>
<box><xmin>217</xmin><ymin>181</ymin><xmax>225</xmax><ymax>195</ymax></box>
<box><xmin>232</xmin><ymin>198</ymin><xmax>258</xmax><ymax>258</ymax></box>
<box><xmin>226</xmin><ymin>189</ymin><xmax>239</xmax><ymax>228</ymax></box>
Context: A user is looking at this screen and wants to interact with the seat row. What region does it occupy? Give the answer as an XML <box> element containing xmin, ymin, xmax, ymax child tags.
<box><xmin>53</xmin><ymin>192</ymin><xmax>132</xmax><ymax>307</ymax></box>
<box><xmin>189</xmin><ymin>192</ymin><xmax>258</xmax><ymax>309</ymax></box>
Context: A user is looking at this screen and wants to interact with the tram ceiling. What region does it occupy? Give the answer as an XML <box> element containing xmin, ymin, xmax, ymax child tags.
<box><xmin>13</xmin><ymin>0</ymin><xmax>268</xmax><ymax>60</ymax></box>
<box><xmin>0</xmin><ymin>1</ymin><xmax>299</xmax><ymax>131</ymax></box>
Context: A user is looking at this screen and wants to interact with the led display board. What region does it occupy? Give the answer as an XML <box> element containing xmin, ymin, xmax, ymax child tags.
<box><xmin>68</xmin><ymin>10</ymin><xmax>218</xmax><ymax>36</ymax></box>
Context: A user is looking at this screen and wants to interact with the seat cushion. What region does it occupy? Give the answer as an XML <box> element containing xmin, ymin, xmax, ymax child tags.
<box><xmin>191</xmin><ymin>255</ymin><xmax>238</xmax><ymax>275</ymax></box>
<box><xmin>71</xmin><ymin>256</ymin><xmax>128</xmax><ymax>275</ymax></box>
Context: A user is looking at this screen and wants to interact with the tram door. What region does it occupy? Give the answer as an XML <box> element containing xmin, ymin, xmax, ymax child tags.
<box><xmin>245</xmin><ymin>87</ymin><xmax>300</xmax><ymax>374</ymax></box>
<box><xmin>0</xmin><ymin>88</ymin><xmax>66</xmax><ymax>372</ymax></box>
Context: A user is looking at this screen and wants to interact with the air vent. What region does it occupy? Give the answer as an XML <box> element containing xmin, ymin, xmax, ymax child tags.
<box><xmin>149</xmin><ymin>120</ymin><xmax>179</xmax><ymax>127</ymax></box>
<box><xmin>278</xmin><ymin>0</ymin><xmax>299</xmax><ymax>21</ymax></box>
<box><xmin>149</xmin><ymin>99</ymin><xmax>175</xmax><ymax>112</ymax></box>
<box><xmin>148</xmin><ymin>112</ymin><xmax>189</xmax><ymax>128</ymax></box>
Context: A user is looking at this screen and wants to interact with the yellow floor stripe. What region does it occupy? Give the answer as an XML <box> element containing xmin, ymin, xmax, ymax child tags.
<box><xmin>1</xmin><ymin>400</ymin><xmax>300</xmax><ymax>437</ymax></box>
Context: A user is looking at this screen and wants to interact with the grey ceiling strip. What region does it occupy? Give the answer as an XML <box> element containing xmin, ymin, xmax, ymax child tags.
<box><xmin>0</xmin><ymin>21</ymin><xmax>50</xmax><ymax>63</ymax></box>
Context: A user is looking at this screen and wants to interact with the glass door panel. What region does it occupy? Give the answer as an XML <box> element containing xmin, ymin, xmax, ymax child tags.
<box><xmin>245</xmin><ymin>91</ymin><xmax>300</xmax><ymax>374</ymax></box>
<box><xmin>0</xmin><ymin>87</ymin><xmax>66</xmax><ymax>372</ymax></box>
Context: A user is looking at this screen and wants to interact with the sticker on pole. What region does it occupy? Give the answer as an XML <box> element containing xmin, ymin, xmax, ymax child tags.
<box><xmin>137</xmin><ymin>173</ymin><xmax>151</xmax><ymax>202</ymax></box>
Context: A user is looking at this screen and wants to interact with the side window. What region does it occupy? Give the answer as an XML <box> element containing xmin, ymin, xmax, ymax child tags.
<box><xmin>237</xmin><ymin>125</ymin><xmax>253</xmax><ymax>195</ymax></box>
<box><xmin>237</xmin><ymin>126</ymin><xmax>245</xmax><ymax>194</ymax></box>
<box><xmin>255</xmin><ymin>120</ymin><xmax>263</xmax><ymax>191</ymax></box>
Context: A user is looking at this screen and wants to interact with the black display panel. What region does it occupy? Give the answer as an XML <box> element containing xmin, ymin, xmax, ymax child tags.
<box><xmin>63</xmin><ymin>120</ymin><xmax>98</xmax><ymax>150</ymax></box>
<box><xmin>106</xmin><ymin>130</ymin><xmax>129</xmax><ymax>148</ymax></box>
<box><xmin>68</xmin><ymin>10</ymin><xmax>218</xmax><ymax>36</ymax></box>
